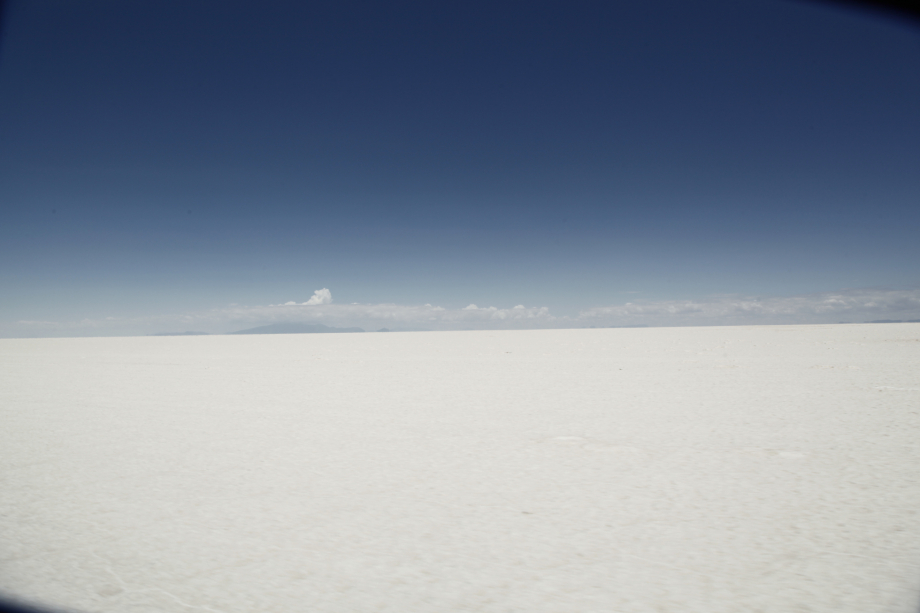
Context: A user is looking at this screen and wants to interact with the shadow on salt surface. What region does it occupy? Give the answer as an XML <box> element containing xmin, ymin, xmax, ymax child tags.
<box><xmin>0</xmin><ymin>596</ymin><xmax>71</xmax><ymax>613</ymax></box>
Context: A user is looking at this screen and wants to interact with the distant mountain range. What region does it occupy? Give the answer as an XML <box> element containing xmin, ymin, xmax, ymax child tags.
<box><xmin>867</xmin><ymin>319</ymin><xmax>920</xmax><ymax>324</ymax></box>
<box><xmin>228</xmin><ymin>323</ymin><xmax>365</xmax><ymax>335</ymax></box>
<box><xmin>150</xmin><ymin>331</ymin><xmax>210</xmax><ymax>336</ymax></box>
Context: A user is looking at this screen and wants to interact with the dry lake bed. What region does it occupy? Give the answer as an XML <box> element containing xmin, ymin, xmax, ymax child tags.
<box><xmin>2</xmin><ymin>324</ymin><xmax>919</xmax><ymax>612</ymax></box>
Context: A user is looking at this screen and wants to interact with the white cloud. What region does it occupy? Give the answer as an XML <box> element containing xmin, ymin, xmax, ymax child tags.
<box><xmin>227</xmin><ymin>300</ymin><xmax>556</xmax><ymax>331</ymax></box>
<box><xmin>304</xmin><ymin>288</ymin><xmax>332</xmax><ymax>305</ymax></box>
<box><xmin>579</xmin><ymin>288</ymin><xmax>920</xmax><ymax>326</ymax></box>
<box><xmin>271</xmin><ymin>288</ymin><xmax>333</xmax><ymax>307</ymax></box>
<box><xmin>8</xmin><ymin>287</ymin><xmax>919</xmax><ymax>339</ymax></box>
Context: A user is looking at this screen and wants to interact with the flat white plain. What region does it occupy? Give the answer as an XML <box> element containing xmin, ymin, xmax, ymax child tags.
<box><xmin>2</xmin><ymin>324</ymin><xmax>919</xmax><ymax>613</ymax></box>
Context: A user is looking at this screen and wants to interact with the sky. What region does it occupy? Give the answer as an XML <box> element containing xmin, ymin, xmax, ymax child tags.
<box><xmin>1</xmin><ymin>0</ymin><xmax>919</xmax><ymax>336</ymax></box>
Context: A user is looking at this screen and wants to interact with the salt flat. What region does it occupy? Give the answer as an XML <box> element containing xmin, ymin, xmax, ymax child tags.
<box><xmin>2</xmin><ymin>324</ymin><xmax>919</xmax><ymax>613</ymax></box>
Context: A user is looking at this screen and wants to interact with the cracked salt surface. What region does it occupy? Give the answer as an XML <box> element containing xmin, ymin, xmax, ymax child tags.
<box><xmin>2</xmin><ymin>324</ymin><xmax>920</xmax><ymax>613</ymax></box>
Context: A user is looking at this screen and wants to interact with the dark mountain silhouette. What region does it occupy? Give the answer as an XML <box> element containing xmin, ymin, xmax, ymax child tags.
<box><xmin>229</xmin><ymin>323</ymin><xmax>364</xmax><ymax>335</ymax></box>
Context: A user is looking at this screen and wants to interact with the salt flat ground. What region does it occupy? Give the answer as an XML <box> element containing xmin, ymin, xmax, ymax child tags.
<box><xmin>2</xmin><ymin>325</ymin><xmax>919</xmax><ymax>613</ymax></box>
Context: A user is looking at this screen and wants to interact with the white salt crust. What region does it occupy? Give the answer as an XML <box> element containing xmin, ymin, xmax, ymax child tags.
<box><xmin>2</xmin><ymin>324</ymin><xmax>919</xmax><ymax>612</ymax></box>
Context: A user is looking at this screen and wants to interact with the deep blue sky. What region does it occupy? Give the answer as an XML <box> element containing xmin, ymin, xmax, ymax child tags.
<box><xmin>1</xmin><ymin>0</ymin><xmax>919</xmax><ymax>334</ymax></box>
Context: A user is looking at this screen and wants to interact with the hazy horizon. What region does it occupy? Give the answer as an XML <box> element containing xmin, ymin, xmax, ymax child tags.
<box><xmin>5</xmin><ymin>286</ymin><xmax>920</xmax><ymax>338</ymax></box>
